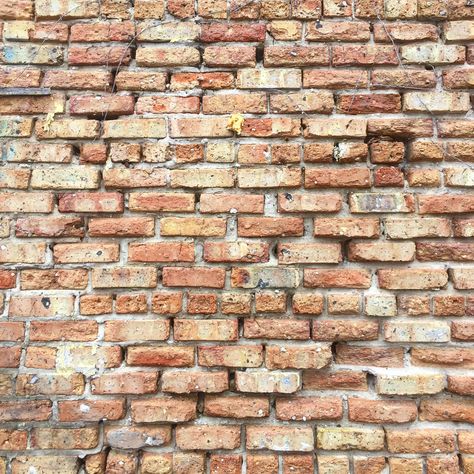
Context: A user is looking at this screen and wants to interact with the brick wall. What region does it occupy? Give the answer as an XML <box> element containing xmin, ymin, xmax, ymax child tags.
<box><xmin>0</xmin><ymin>0</ymin><xmax>473</xmax><ymax>472</ymax></box>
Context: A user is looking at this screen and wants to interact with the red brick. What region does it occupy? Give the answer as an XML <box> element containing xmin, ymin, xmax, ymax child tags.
<box><xmin>303</xmin><ymin>370</ymin><xmax>368</xmax><ymax>391</ymax></box>
<box><xmin>238</xmin><ymin>217</ymin><xmax>303</xmax><ymax>237</ymax></box>
<box><xmin>127</xmin><ymin>346</ymin><xmax>194</xmax><ymax>367</ymax></box>
<box><xmin>91</xmin><ymin>372</ymin><xmax>158</xmax><ymax>394</ymax></box>
<box><xmin>58</xmin><ymin>400</ymin><xmax>125</xmax><ymax>422</ymax></box>
<box><xmin>199</xmin><ymin>345</ymin><xmax>263</xmax><ymax>367</ymax></box>
<box><xmin>21</xmin><ymin>272</ymin><xmax>74</xmax><ymax>291</ymax></box>
<box><xmin>58</xmin><ymin>192</ymin><xmax>123</xmax><ymax>213</ymax></box>
<box><xmin>276</xmin><ymin>397</ymin><xmax>342</xmax><ymax>421</ymax></box>
<box><xmin>136</xmin><ymin>95</ymin><xmax>200</xmax><ymax>114</ymax></box>
<box><xmin>69</xmin><ymin>46</ymin><xmax>131</xmax><ymax>65</ymax></box>
<box><xmin>304</xmin><ymin>69</ymin><xmax>368</xmax><ymax>88</ymax></box>
<box><xmin>70</xmin><ymin>21</ymin><xmax>135</xmax><ymax>42</ymax></box>
<box><xmin>333</xmin><ymin>45</ymin><xmax>398</xmax><ymax>65</ymax></box>
<box><xmin>131</xmin><ymin>396</ymin><xmax>196</xmax><ymax>423</ymax></box>
<box><xmin>349</xmin><ymin>398</ymin><xmax>417</xmax><ymax>423</ymax></box>
<box><xmin>187</xmin><ymin>292</ymin><xmax>217</xmax><ymax>314</ymax></box>
<box><xmin>129</xmin><ymin>193</ymin><xmax>194</xmax><ymax>212</ymax></box>
<box><xmin>176</xmin><ymin>425</ymin><xmax>240</xmax><ymax>450</ymax></box>
<box><xmin>162</xmin><ymin>370</ymin><xmax>229</xmax><ymax>393</ymax></box>
<box><xmin>244</xmin><ymin>319</ymin><xmax>310</xmax><ymax>340</ymax></box>
<box><xmin>0</xmin><ymin>400</ymin><xmax>51</xmax><ymax>422</ymax></box>
<box><xmin>163</xmin><ymin>267</ymin><xmax>225</xmax><ymax>288</ymax></box>
<box><xmin>175</xmin><ymin>319</ymin><xmax>238</xmax><ymax>341</ymax></box>
<box><xmin>129</xmin><ymin>242</ymin><xmax>194</xmax><ymax>263</ymax></box>
<box><xmin>336</xmin><ymin>344</ymin><xmax>404</xmax><ymax>367</ymax></box>
<box><xmin>171</xmin><ymin>71</ymin><xmax>234</xmax><ymax>90</ymax></box>
<box><xmin>337</xmin><ymin>93</ymin><xmax>401</xmax><ymax>114</ymax></box>
<box><xmin>201</xmin><ymin>23</ymin><xmax>266</xmax><ymax>42</ymax></box>
<box><xmin>0</xmin><ymin>346</ymin><xmax>21</xmax><ymax>368</ymax></box>
<box><xmin>30</xmin><ymin>321</ymin><xmax>98</xmax><ymax>342</ymax></box>
<box><xmin>204</xmin><ymin>242</ymin><xmax>269</xmax><ymax>263</ymax></box>
<box><xmin>304</xmin><ymin>269</ymin><xmax>371</xmax><ymax>288</ymax></box>
<box><xmin>305</xmin><ymin>168</ymin><xmax>371</xmax><ymax>188</ymax></box>
<box><xmin>265</xmin><ymin>45</ymin><xmax>329</xmax><ymax>67</ymax></box>
<box><xmin>313</xmin><ymin>320</ymin><xmax>379</xmax><ymax>341</ymax></box>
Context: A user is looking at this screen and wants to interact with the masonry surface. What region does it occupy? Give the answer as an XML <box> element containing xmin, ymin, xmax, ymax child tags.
<box><xmin>0</xmin><ymin>0</ymin><xmax>473</xmax><ymax>472</ymax></box>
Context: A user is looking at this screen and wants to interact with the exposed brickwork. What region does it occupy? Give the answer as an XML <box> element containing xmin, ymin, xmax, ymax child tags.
<box><xmin>1</xmin><ymin>0</ymin><xmax>474</xmax><ymax>472</ymax></box>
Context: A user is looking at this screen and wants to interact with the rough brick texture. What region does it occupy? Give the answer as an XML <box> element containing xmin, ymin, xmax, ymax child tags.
<box><xmin>1</xmin><ymin>0</ymin><xmax>474</xmax><ymax>472</ymax></box>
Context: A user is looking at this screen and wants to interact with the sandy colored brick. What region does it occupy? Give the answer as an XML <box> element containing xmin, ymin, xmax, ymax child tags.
<box><xmin>317</xmin><ymin>427</ymin><xmax>385</xmax><ymax>451</ymax></box>
<box><xmin>247</xmin><ymin>426</ymin><xmax>314</xmax><ymax>452</ymax></box>
<box><xmin>377</xmin><ymin>373</ymin><xmax>446</xmax><ymax>395</ymax></box>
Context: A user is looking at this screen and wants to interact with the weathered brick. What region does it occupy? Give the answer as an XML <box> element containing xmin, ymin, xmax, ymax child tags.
<box><xmin>9</xmin><ymin>295</ymin><xmax>74</xmax><ymax>317</ymax></box>
<box><xmin>372</xmin><ymin>68</ymin><xmax>436</xmax><ymax>88</ymax></box>
<box><xmin>385</xmin><ymin>321</ymin><xmax>450</xmax><ymax>342</ymax></box>
<box><xmin>314</xmin><ymin>218</ymin><xmax>379</xmax><ymax>238</ymax></box>
<box><xmin>317</xmin><ymin>427</ymin><xmax>385</xmax><ymax>451</ymax></box>
<box><xmin>278</xmin><ymin>243</ymin><xmax>341</xmax><ymax>264</ymax></box>
<box><xmin>177</xmin><ymin>425</ymin><xmax>240</xmax><ymax>450</ymax></box>
<box><xmin>313</xmin><ymin>320</ymin><xmax>379</xmax><ymax>341</ymax></box>
<box><xmin>279</xmin><ymin>193</ymin><xmax>342</xmax><ymax>213</ymax></box>
<box><xmin>386</xmin><ymin>429</ymin><xmax>455</xmax><ymax>453</ymax></box>
<box><xmin>136</xmin><ymin>46</ymin><xmax>200</xmax><ymax>66</ymax></box>
<box><xmin>350</xmin><ymin>192</ymin><xmax>415</xmax><ymax>213</ymax></box>
<box><xmin>91</xmin><ymin>372</ymin><xmax>158</xmax><ymax>394</ymax></box>
<box><xmin>16</xmin><ymin>373</ymin><xmax>84</xmax><ymax>395</ymax></box>
<box><xmin>266</xmin><ymin>344</ymin><xmax>332</xmax><ymax>369</ymax></box>
<box><xmin>92</xmin><ymin>267</ymin><xmax>157</xmax><ymax>288</ymax></box>
<box><xmin>31</xmin><ymin>167</ymin><xmax>100</xmax><ymax>190</ymax></box>
<box><xmin>304</xmin><ymin>69</ymin><xmax>368</xmax><ymax>89</ymax></box>
<box><xmin>265</xmin><ymin>45</ymin><xmax>329</xmax><ymax>66</ymax></box>
<box><xmin>451</xmin><ymin>268</ymin><xmax>474</xmax><ymax>290</ymax></box>
<box><xmin>11</xmin><ymin>457</ymin><xmax>79</xmax><ymax>474</ymax></box>
<box><xmin>232</xmin><ymin>267</ymin><xmax>300</xmax><ymax>288</ymax></box>
<box><xmin>20</xmin><ymin>269</ymin><xmax>87</xmax><ymax>290</ymax></box>
<box><xmin>338</xmin><ymin>93</ymin><xmax>401</xmax><ymax>114</ymax></box>
<box><xmin>378</xmin><ymin>268</ymin><xmax>448</xmax><ymax>290</ymax></box>
<box><xmin>304</xmin><ymin>269</ymin><xmax>371</xmax><ymax>288</ymax></box>
<box><xmin>404</xmin><ymin>91</ymin><xmax>470</xmax><ymax>113</ymax></box>
<box><xmin>377</xmin><ymin>373</ymin><xmax>446</xmax><ymax>395</ymax></box>
<box><xmin>131</xmin><ymin>396</ymin><xmax>196</xmax><ymax>422</ymax></box>
<box><xmin>276</xmin><ymin>396</ymin><xmax>342</xmax><ymax>421</ymax></box>
<box><xmin>237</xmin><ymin>68</ymin><xmax>302</xmax><ymax>89</ymax></box>
<box><xmin>337</xmin><ymin>344</ymin><xmax>403</xmax><ymax>367</ymax></box>
<box><xmin>204</xmin><ymin>242</ymin><xmax>269</xmax><ymax>263</ymax></box>
<box><xmin>333</xmin><ymin>45</ymin><xmax>398</xmax><ymax>65</ymax></box>
<box><xmin>58</xmin><ymin>399</ymin><xmax>125</xmax><ymax>422</ymax></box>
<box><xmin>127</xmin><ymin>346</ymin><xmax>194</xmax><ymax>367</ymax></box>
<box><xmin>268</xmin><ymin>20</ymin><xmax>302</xmax><ymax>40</ymax></box>
<box><xmin>401</xmin><ymin>44</ymin><xmax>465</xmax><ymax>64</ymax></box>
<box><xmin>244</xmin><ymin>319</ymin><xmax>310</xmax><ymax>340</ymax></box>
<box><xmin>104</xmin><ymin>319</ymin><xmax>169</xmax><ymax>341</ymax></box>
<box><xmin>36</xmin><ymin>119</ymin><xmax>100</xmax><ymax>139</ymax></box>
<box><xmin>304</xmin><ymin>118</ymin><xmax>367</xmax><ymax>138</ymax></box>
<box><xmin>247</xmin><ymin>426</ymin><xmax>313</xmax><ymax>451</ymax></box>
<box><xmin>238</xmin><ymin>217</ymin><xmax>303</xmax><ymax>237</ymax></box>
<box><xmin>303</xmin><ymin>370</ymin><xmax>368</xmax><ymax>391</ymax></box>
<box><xmin>348</xmin><ymin>242</ymin><xmax>415</xmax><ymax>262</ymax></box>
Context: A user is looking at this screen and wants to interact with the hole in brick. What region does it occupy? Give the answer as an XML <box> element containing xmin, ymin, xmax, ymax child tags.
<box><xmin>41</xmin><ymin>297</ymin><xmax>51</xmax><ymax>309</ymax></box>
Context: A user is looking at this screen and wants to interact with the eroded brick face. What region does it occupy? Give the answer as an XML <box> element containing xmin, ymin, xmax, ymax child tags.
<box><xmin>1</xmin><ymin>0</ymin><xmax>473</xmax><ymax>471</ymax></box>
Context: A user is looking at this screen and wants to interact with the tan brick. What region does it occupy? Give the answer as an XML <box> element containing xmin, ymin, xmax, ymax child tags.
<box><xmin>377</xmin><ymin>373</ymin><xmax>446</xmax><ymax>395</ymax></box>
<box><xmin>247</xmin><ymin>426</ymin><xmax>313</xmax><ymax>451</ymax></box>
<box><xmin>317</xmin><ymin>427</ymin><xmax>385</xmax><ymax>451</ymax></box>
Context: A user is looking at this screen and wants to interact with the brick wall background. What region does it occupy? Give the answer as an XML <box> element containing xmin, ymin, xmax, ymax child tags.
<box><xmin>0</xmin><ymin>0</ymin><xmax>473</xmax><ymax>472</ymax></box>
